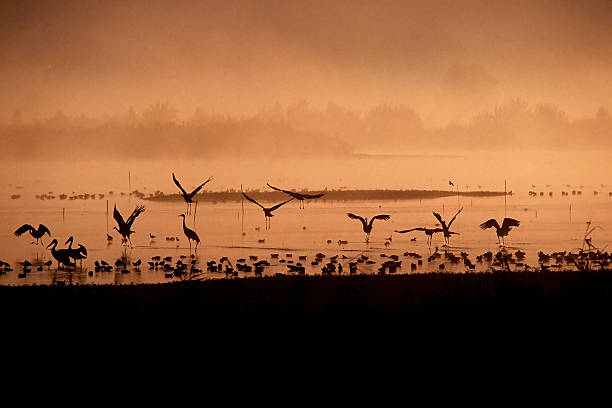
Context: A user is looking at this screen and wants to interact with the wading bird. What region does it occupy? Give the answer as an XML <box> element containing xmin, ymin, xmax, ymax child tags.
<box><xmin>178</xmin><ymin>214</ymin><xmax>200</xmax><ymax>252</ymax></box>
<box><xmin>266</xmin><ymin>183</ymin><xmax>326</xmax><ymax>209</ymax></box>
<box><xmin>479</xmin><ymin>218</ymin><xmax>521</xmax><ymax>245</ymax></box>
<box><xmin>432</xmin><ymin>208</ymin><xmax>463</xmax><ymax>246</ymax></box>
<box><xmin>47</xmin><ymin>239</ymin><xmax>75</xmax><ymax>269</ymax></box>
<box><xmin>113</xmin><ymin>204</ymin><xmax>145</xmax><ymax>245</ymax></box>
<box><xmin>395</xmin><ymin>227</ymin><xmax>443</xmax><ymax>247</ymax></box>
<box><xmin>14</xmin><ymin>223</ymin><xmax>51</xmax><ymax>245</ymax></box>
<box><xmin>172</xmin><ymin>173</ymin><xmax>213</xmax><ymax>214</ymax></box>
<box><xmin>242</xmin><ymin>192</ymin><xmax>293</xmax><ymax>230</ymax></box>
<box><xmin>347</xmin><ymin>213</ymin><xmax>390</xmax><ymax>243</ymax></box>
<box><xmin>65</xmin><ymin>236</ymin><xmax>88</xmax><ymax>265</ymax></box>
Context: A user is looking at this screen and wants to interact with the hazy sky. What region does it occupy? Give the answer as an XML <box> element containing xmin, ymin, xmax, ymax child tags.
<box><xmin>2</xmin><ymin>0</ymin><xmax>611</xmax><ymax>124</ymax></box>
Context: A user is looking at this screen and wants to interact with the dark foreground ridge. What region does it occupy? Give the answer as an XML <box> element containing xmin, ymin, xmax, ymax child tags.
<box><xmin>143</xmin><ymin>188</ymin><xmax>507</xmax><ymax>202</ymax></box>
<box><xmin>3</xmin><ymin>270</ymin><xmax>612</xmax><ymax>341</ymax></box>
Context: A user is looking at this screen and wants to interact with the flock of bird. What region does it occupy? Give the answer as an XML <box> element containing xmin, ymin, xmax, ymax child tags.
<box><xmin>6</xmin><ymin>171</ymin><xmax>567</xmax><ymax>284</ymax></box>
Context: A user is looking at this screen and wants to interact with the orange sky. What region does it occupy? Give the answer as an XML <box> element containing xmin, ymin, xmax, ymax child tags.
<box><xmin>1</xmin><ymin>0</ymin><xmax>611</xmax><ymax>124</ymax></box>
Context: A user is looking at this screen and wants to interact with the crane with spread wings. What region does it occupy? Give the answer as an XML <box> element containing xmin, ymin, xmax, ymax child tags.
<box><xmin>347</xmin><ymin>213</ymin><xmax>391</xmax><ymax>243</ymax></box>
<box><xmin>432</xmin><ymin>207</ymin><xmax>463</xmax><ymax>246</ymax></box>
<box><xmin>479</xmin><ymin>217</ymin><xmax>520</xmax><ymax>245</ymax></box>
<box><xmin>113</xmin><ymin>204</ymin><xmax>146</xmax><ymax>245</ymax></box>
<box><xmin>266</xmin><ymin>183</ymin><xmax>325</xmax><ymax>209</ymax></box>
<box><xmin>172</xmin><ymin>173</ymin><xmax>213</xmax><ymax>214</ymax></box>
<box><xmin>395</xmin><ymin>227</ymin><xmax>443</xmax><ymax>247</ymax></box>
<box><xmin>14</xmin><ymin>223</ymin><xmax>51</xmax><ymax>245</ymax></box>
<box><xmin>242</xmin><ymin>192</ymin><xmax>293</xmax><ymax>230</ymax></box>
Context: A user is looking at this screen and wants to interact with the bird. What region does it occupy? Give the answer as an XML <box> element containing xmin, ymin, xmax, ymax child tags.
<box><xmin>14</xmin><ymin>223</ymin><xmax>51</xmax><ymax>245</ymax></box>
<box><xmin>449</xmin><ymin>180</ymin><xmax>454</xmax><ymax>187</ymax></box>
<box><xmin>266</xmin><ymin>183</ymin><xmax>326</xmax><ymax>209</ymax></box>
<box><xmin>46</xmin><ymin>239</ymin><xmax>75</xmax><ymax>269</ymax></box>
<box><xmin>132</xmin><ymin>259</ymin><xmax>142</xmax><ymax>269</ymax></box>
<box><xmin>395</xmin><ymin>227</ymin><xmax>444</xmax><ymax>248</ymax></box>
<box><xmin>480</xmin><ymin>218</ymin><xmax>521</xmax><ymax>245</ymax></box>
<box><xmin>242</xmin><ymin>192</ymin><xmax>293</xmax><ymax>230</ymax></box>
<box><xmin>65</xmin><ymin>236</ymin><xmax>88</xmax><ymax>265</ymax></box>
<box><xmin>172</xmin><ymin>173</ymin><xmax>213</xmax><ymax>214</ymax></box>
<box><xmin>179</xmin><ymin>214</ymin><xmax>200</xmax><ymax>252</ymax></box>
<box><xmin>106</xmin><ymin>234</ymin><xmax>113</xmax><ymax>242</ymax></box>
<box><xmin>149</xmin><ymin>233</ymin><xmax>156</xmax><ymax>240</ymax></box>
<box><xmin>346</xmin><ymin>213</ymin><xmax>390</xmax><ymax>243</ymax></box>
<box><xmin>113</xmin><ymin>204</ymin><xmax>145</xmax><ymax>245</ymax></box>
<box><xmin>432</xmin><ymin>208</ymin><xmax>463</xmax><ymax>246</ymax></box>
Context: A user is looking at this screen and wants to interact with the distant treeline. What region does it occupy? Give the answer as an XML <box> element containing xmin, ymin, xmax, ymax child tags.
<box><xmin>2</xmin><ymin>99</ymin><xmax>611</xmax><ymax>159</ymax></box>
<box><xmin>143</xmin><ymin>189</ymin><xmax>506</xmax><ymax>202</ymax></box>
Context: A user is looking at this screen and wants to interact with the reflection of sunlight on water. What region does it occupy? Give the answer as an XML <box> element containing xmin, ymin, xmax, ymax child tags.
<box><xmin>0</xmin><ymin>187</ymin><xmax>611</xmax><ymax>285</ymax></box>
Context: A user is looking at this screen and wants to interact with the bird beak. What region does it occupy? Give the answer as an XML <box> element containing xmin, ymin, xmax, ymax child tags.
<box><xmin>46</xmin><ymin>241</ymin><xmax>53</xmax><ymax>249</ymax></box>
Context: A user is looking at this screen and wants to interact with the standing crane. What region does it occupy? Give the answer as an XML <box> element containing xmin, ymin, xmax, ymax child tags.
<box><xmin>179</xmin><ymin>214</ymin><xmax>200</xmax><ymax>253</ymax></box>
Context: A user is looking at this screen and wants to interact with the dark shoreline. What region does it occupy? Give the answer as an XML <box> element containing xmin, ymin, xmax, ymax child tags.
<box><xmin>142</xmin><ymin>189</ymin><xmax>507</xmax><ymax>203</ymax></box>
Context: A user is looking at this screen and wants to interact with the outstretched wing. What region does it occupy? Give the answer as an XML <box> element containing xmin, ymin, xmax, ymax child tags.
<box><xmin>266</xmin><ymin>183</ymin><xmax>294</xmax><ymax>195</ymax></box>
<box><xmin>368</xmin><ymin>214</ymin><xmax>391</xmax><ymax>230</ymax></box>
<box><xmin>14</xmin><ymin>224</ymin><xmax>34</xmax><ymax>236</ymax></box>
<box><xmin>113</xmin><ymin>205</ymin><xmax>126</xmax><ymax>228</ymax></box>
<box><xmin>347</xmin><ymin>213</ymin><xmax>367</xmax><ymax>231</ymax></box>
<box><xmin>126</xmin><ymin>205</ymin><xmax>146</xmax><ymax>227</ymax></box>
<box><xmin>189</xmin><ymin>177</ymin><xmax>213</xmax><ymax>196</ymax></box>
<box><xmin>269</xmin><ymin>198</ymin><xmax>294</xmax><ymax>212</ymax></box>
<box><xmin>480</xmin><ymin>219</ymin><xmax>500</xmax><ymax>230</ymax></box>
<box><xmin>38</xmin><ymin>224</ymin><xmax>51</xmax><ymax>236</ymax></box>
<box><xmin>395</xmin><ymin>227</ymin><xmax>425</xmax><ymax>233</ymax></box>
<box><xmin>432</xmin><ymin>212</ymin><xmax>446</xmax><ymax>229</ymax></box>
<box><xmin>501</xmin><ymin>218</ymin><xmax>520</xmax><ymax>231</ymax></box>
<box><xmin>172</xmin><ymin>173</ymin><xmax>188</xmax><ymax>196</ymax></box>
<box><xmin>242</xmin><ymin>192</ymin><xmax>265</xmax><ymax>209</ymax></box>
<box><xmin>447</xmin><ymin>207</ymin><xmax>463</xmax><ymax>228</ymax></box>
<box><xmin>301</xmin><ymin>192</ymin><xmax>325</xmax><ymax>199</ymax></box>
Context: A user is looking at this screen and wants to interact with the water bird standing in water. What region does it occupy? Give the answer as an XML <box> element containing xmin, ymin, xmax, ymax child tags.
<box><xmin>395</xmin><ymin>227</ymin><xmax>443</xmax><ymax>248</ymax></box>
<box><xmin>346</xmin><ymin>213</ymin><xmax>391</xmax><ymax>243</ymax></box>
<box><xmin>266</xmin><ymin>183</ymin><xmax>326</xmax><ymax>209</ymax></box>
<box><xmin>14</xmin><ymin>223</ymin><xmax>51</xmax><ymax>245</ymax></box>
<box><xmin>46</xmin><ymin>239</ymin><xmax>75</xmax><ymax>269</ymax></box>
<box><xmin>479</xmin><ymin>218</ymin><xmax>521</xmax><ymax>245</ymax></box>
<box><xmin>172</xmin><ymin>173</ymin><xmax>213</xmax><ymax>215</ymax></box>
<box><xmin>242</xmin><ymin>192</ymin><xmax>293</xmax><ymax>230</ymax></box>
<box><xmin>432</xmin><ymin>208</ymin><xmax>463</xmax><ymax>246</ymax></box>
<box><xmin>65</xmin><ymin>236</ymin><xmax>88</xmax><ymax>265</ymax></box>
<box><xmin>113</xmin><ymin>204</ymin><xmax>146</xmax><ymax>245</ymax></box>
<box><xmin>178</xmin><ymin>214</ymin><xmax>200</xmax><ymax>252</ymax></box>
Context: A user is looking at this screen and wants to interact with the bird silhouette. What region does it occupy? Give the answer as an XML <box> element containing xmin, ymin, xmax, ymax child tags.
<box><xmin>179</xmin><ymin>214</ymin><xmax>200</xmax><ymax>252</ymax></box>
<box><xmin>480</xmin><ymin>218</ymin><xmax>520</xmax><ymax>245</ymax></box>
<box><xmin>347</xmin><ymin>213</ymin><xmax>390</xmax><ymax>243</ymax></box>
<box><xmin>14</xmin><ymin>223</ymin><xmax>51</xmax><ymax>245</ymax></box>
<box><xmin>242</xmin><ymin>192</ymin><xmax>293</xmax><ymax>230</ymax></box>
<box><xmin>395</xmin><ymin>227</ymin><xmax>443</xmax><ymax>247</ymax></box>
<box><xmin>46</xmin><ymin>239</ymin><xmax>75</xmax><ymax>269</ymax></box>
<box><xmin>449</xmin><ymin>180</ymin><xmax>454</xmax><ymax>187</ymax></box>
<box><xmin>172</xmin><ymin>173</ymin><xmax>213</xmax><ymax>214</ymax></box>
<box><xmin>113</xmin><ymin>204</ymin><xmax>145</xmax><ymax>245</ymax></box>
<box><xmin>266</xmin><ymin>183</ymin><xmax>325</xmax><ymax>209</ymax></box>
<box><xmin>65</xmin><ymin>236</ymin><xmax>88</xmax><ymax>265</ymax></box>
<box><xmin>432</xmin><ymin>208</ymin><xmax>463</xmax><ymax>246</ymax></box>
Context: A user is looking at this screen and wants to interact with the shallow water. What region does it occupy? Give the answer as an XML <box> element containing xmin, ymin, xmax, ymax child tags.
<box><xmin>1</xmin><ymin>152</ymin><xmax>611</xmax><ymax>285</ymax></box>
